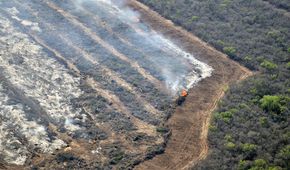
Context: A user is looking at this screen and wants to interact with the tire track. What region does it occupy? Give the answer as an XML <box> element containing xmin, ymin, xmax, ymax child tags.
<box><xmin>169</xmin><ymin>50</ymin><xmax>228</xmax><ymax>170</ymax></box>
<box><xmin>86</xmin><ymin>77</ymin><xmax>158</xmax><ymax>136</ymax></box>
<box><xmin>180</xmin><ymin>69</ymin><xmax>252</xmax><ymax>170</ymax></box>
<box><xmin>74</xmin><ymin>2</ymin><xmax>183</xmax><ymax>67</ymax></box>
<box><xmin>77</xmin><ymin>1</ymin><xmax>210</xmax><ymax>93</ymax></box>
<box><xmin>11</xmin><ymin>0</ymin><xmax>165</xmax><ymax>124</ymax></box>
<box><xmin>67</xmin><ymin>44</ymin><xmax>163</xmax><ymax>116</ymax></box>
<box><xmin>20</xmin><ymin>30</ymin><xmax>157</xmax><ymax>138</ymax></box>
<box><xmin>169</xmin><ymin>43</ymin><xmax>251</xmax><ymax>169</ymax></box>
<box><xmin>131</xmin><ymin>1</ymin><xmax>253</xmax><ymax>169</ymax></box>
<box><xmin>5</xmin><ymin>1</ymin><xmax>164</xmax><ymax>151</ymax></box>
<box><xmin>43</xmin><ymin>0</ymin><xmax>164</xmax><ymax>92</ymax></box>
<box><xmin>180</xmin><ymin>89</ymin><xmax>225</xmax><ymax>170</ymax></box>
<box><xmin>30</xmin><ymin>32</ymin><xmax>157</xmax><ymax>136</ymax></box>
<box><xmin>16</xmin><ymin>0</ymin><xmax>163</xmax><ymax>120</ymax></box>
<box><xmin>57</xmin><ymin>34</ymin><xmax>163</xmax><ymax>117</ymax></box>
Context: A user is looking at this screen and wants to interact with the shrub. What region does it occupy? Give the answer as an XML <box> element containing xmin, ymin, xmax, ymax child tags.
<box><xmin>220</xmin><ymin>0</ymin><xmax>232</xmax><ymax>8</ymax></box>
<box><xmin>247</xmin><ymin>159</ymin><xmax>267</xmax><ymax>170</ymax></box>
<box><xmin>223</xmin><ymin>46</ymin><xmax>237</xmax><ymax>58</ymax></box>
<box><xmin>286</xmin><ymin>62</ymin><xmax>290</xmax><ymax>69</ymax></box>
<box><xmin>146</xmin><ymin>145</ymin><xmax>165</xmax><ymax>159</ymax></box>
<box><xmin>260</xmin><ymin>60</ymin><xmax>278</xmax><ymax>70</ymax></box>
<box><xmin>190</xmin><ymin>15</ymin><xmax>199</xmax><ymax>21</ymax></box>
<box><xmin>260</xmin><ymin>95</ymin><xmax>282</xmax><ymax>113</ymax></box>
<box><xmin>244</xmin><ymin>56</ymin><xmax>253</xmax><ymax>62</ymax></box>
<box><xmin>278</xmin><ymin>145</ymin><xmax>290</xmax><ymax>160</ymax></box>
<box><xmin>225</xmin><ymin>142</ymin><xmax>236</xmax><ymax>150</ymax></box>
<box><xmin>110</xmin><ymin>152</ymin><xmax>124</xmax><ymax>165</ymax></box>
<box><xmin>56</xmin><ymin>153</ymin><xmax>77</xmax><ymax>162</ymax></box>
<box><xmin>209</xmin><ymin>125</ymin><xmax>218</xmax><ymax>132</ymax></box>
<box><xmin>156</xmin><ymin>127</ymin><xmax>169</xmax><ymax>133</ymax></box>
<box><xmin>216</xmin><ymin>108</ymin><xmax>238</xmax><ymax>123</ymax></box>
<box><xmin>215</xmin><ymin>111</ymin><xmax>233</xmax><ymax>123</ymax></box>
<box><xmin>224</xmin><ymin>134</ymin><xmax>233</xmax><ymax>141</ymax></box>
<box><xmin>254</xmin><ymin>159</ymin><xmax>267</xmax><ymax>167</ymax></box>
<box><xmin>268</xmin><ymin>166</ymin><xmax>283</xmax><ymax>170</ymax></box>
<box><xmin>241</xmin><ymin>143</ymin><xmax>257</xmax><ymax>153</ymax></box>
<box><xmin>238</xmin><ymin>160</ymin><xmax>250</xmax><ymax>170</ymax></box>
<box><xmin>259</xmin><ymin>117</ymin><xmax>269</xmax><ymax>127</ymax></box>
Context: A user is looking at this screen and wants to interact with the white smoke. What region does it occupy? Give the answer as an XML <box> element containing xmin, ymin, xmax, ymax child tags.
<box><xmin>63</xmin><ymin>0</ymin><xmax>213</xmax><ymax>95</ymax></box>
<box><xmin>91</xmin><ymin>0</ymin><xmax>213</xmax><ymax>94</ymax></box>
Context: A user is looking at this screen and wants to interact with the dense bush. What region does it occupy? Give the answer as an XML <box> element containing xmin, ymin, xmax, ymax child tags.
<box><xmin>140</xmin><ymin>0</ymin><xmax>290</xmax><ymax>70</ymax></box>
<box><xmin>139</xmin><ymin>0</ymin><xmax>290</xmax><ymax>169</ymax></box>
<box><xmin>264</xmin><ymin>0</ymin><xmax>290</xmax><ymax>11</ymax></box>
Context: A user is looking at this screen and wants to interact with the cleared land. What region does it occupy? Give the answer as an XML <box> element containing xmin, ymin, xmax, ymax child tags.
<box><xmin>0</xmin><ymin>0</ymin><xmax>210</xmax><ymax>169</ymax></box>
<box><xmin>0</xmin><ymin>0</ymin><xmax>252</xmax><ymax>169</ymax></box>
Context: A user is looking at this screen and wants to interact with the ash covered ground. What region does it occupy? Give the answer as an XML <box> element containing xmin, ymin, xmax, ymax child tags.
<box><xmin>0</xmin><ymin>0</ymin><xmax>212</xmax><ymax>169</ymax></box>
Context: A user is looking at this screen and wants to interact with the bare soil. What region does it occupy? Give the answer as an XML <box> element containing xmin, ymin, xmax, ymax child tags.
<box><xmin>128</xmin><ymin>1</ymin><xmax>253</xmax><ymax>169</ymax></box>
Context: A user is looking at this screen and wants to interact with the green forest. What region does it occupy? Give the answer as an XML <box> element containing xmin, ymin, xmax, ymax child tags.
<box><xmin>139</xmin><ymin>0</ymin><xmax>290</xmax><ymax>169</ymax></box>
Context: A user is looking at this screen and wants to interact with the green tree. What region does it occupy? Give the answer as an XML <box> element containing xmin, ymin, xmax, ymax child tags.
<box><xmin>254</xmin><ymin>159</ymin><xmax>267</xmax><ymax>167</ymax></box>
<box><xmin>268</xmin><ymin>166</ymin><xmax>282</xmax><ymax>170</ymax></box>
<box><xmin>286</xmin><ymin>62</ymin><xmax>290</xmax><ymax>69</ymax></box>
<box><xmin>277</xmin><ymin>145</ymin><xmax>290</xmax><ymax>167</ymax></box>
<box><xmin>260</xmin><ymin>60</ymin><xmax>278</xmax><ymax>70</ymax></box>
<box><xmin>223</xmin><ymin>46</ymin><xmax>237</xmax><ymax>58</ymax></box>
<box><xmin>248</xmin><ymin>159</ymin><xmax>268</xmax><ymax>170</ymax></box>
<box><xmin>238</xmin><ymin>160</ymin><xmax>250</xmax><ymax>170</ymax></box>
<box><xmin>241</xmin><ymin>143</ymin><xmax>257</xmax><ymax>153</ymax></box>
<box><xmin>260</xmin><ymin>95</ymin><xmax>282</xmax><ymax>113</ymax></box>
<box><xmin>259</xmin><ymin>117</ymin><xmax>269</xmax><ymax>127</ymax></box>
<box><xmin>190</xmin><ymin>15</ymin><xmax>199</xmax><ymax>21</ymax></box>
<box><xmin>225</xmin><ymin>142</ymin><xmax>236</xmax><ymax>150</ymax></box>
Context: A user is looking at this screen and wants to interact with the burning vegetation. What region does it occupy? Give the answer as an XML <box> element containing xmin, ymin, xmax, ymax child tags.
<box><xmin>0</xmin><ymin>0</ymin><xmax>213</xmax><ymax>169</ymax></box>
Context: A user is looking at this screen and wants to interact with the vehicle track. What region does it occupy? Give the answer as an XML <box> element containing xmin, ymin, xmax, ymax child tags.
<box><xmin>29</xmin><ymin>31</ymin><xmax>157</xmax><ymax>136</ymax></box>
<box><xmin>130</xmin><ymin>0</ymin><xmax>253</xmax><ymax>169</ymax></box>
<box><xmin>44</xmin><ymin>1</ymin><xmax>164</xmax><ymax>92</ymax></box>
<box><xmin>60</xmin><ymin>0</ymin><xmax>204</xmax><ymax>94</ymax></box>
<box><xmin>11</xmin><ymin>26</ymin><xmax>158</xmax><ymax>165</ymax></box>
<box><xmin>11</xmin><ymin>0</ymin><xmax>164</xmax><ymax>127</ymax></box>
<box><xmin>0</xmin><ymin>0</ymin><xmax>253</xmax><ymax>168</ymax></box>
<box><xmin>170</xmin><ymin>35</ymin><xmax>230</xmax><ymax>170</ymax></box>
<box><xmin>79</xmin><ymin>1</ymin><xmax>178</xmax><ymax>63</ymax></box>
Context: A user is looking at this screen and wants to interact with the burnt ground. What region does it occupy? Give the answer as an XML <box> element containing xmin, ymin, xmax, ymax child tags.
<box><xmin>0</xmin><ymin>0</ymin><xmax>175</xmax><ymax>169</ymax></box>
<box><xmin>0</xmin><ymin>0</ymin><xmax>251</xmax><ymax>170</ymax></box>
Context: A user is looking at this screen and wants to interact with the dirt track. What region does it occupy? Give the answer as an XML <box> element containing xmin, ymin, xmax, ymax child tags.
<box><xmin>128</xmin><ymin>1</ymin><xmax>253</xmax><ymax>169</ymax></box>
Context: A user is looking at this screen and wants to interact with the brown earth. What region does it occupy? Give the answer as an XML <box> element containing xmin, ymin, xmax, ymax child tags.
<box><xmin>128</xmin><ymin>0</ymin><xmax>253</xmax><ymax>169</ymax></box>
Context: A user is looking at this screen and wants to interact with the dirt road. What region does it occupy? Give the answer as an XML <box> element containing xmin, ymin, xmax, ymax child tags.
<box><xmin>128</xmin><ymin>1</ymin><xmax>253</xmax><ymax>169</ymax></box>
